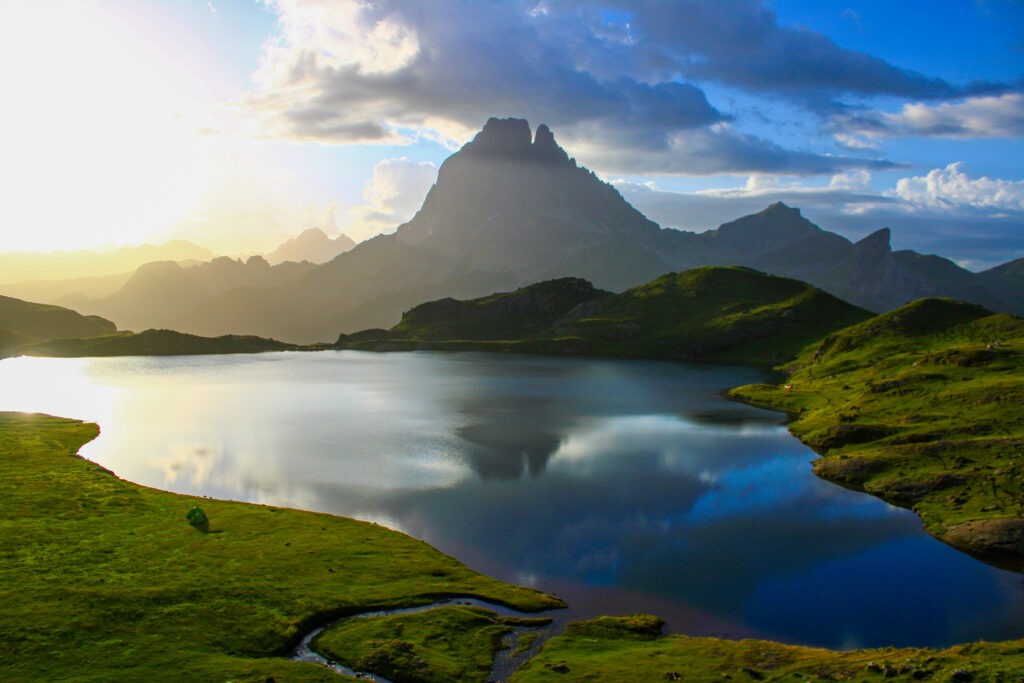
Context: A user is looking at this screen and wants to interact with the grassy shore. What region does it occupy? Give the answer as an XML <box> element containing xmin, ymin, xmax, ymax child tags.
<box><xmin>313</xmin><ymin>604</ymin><xmax>549</xmax><ymax>683</ymax></box>
<box><xmin>0</xmin><ymin>412</ymin><xmax>562</xmax><ymax>682</ymax></box>
<box><xmin>6</xmin><ymin>410</ymin><xmax>1024</xmax><ymax>682</ymax></box>
<box><xmin>730</xmin><ymin>298</ymin><xmax>1024</xmax><ymax>570</ymax></box>
<box><xmin>510</xmin><ymin>615</ymin><xmax>1024</xmax><ymax>682</ymax></box>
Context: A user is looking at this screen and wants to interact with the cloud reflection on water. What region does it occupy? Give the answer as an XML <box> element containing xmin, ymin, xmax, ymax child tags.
<box><xmin>0</xmin><ymin>351</ymin><xmax>1020</xmax><ymax>649</ymax></box>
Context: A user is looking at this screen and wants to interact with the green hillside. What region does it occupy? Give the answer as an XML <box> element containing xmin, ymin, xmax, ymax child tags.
<box><xmin>337</xmin><ymin>266</ymin><xmax>873</xmax><ymax>366</ymax></box>
<box><xmin>565</xmin><ymin>266</ymin><xmax>872</xmax><ymax>364</ymax></box>
<box><xmin>20</xmin><ymin>328</ymin><xmax>299</xmax><ymax>357</ymax></box>
<box><xmin>0</xmin><ymin>294</ymin><xmax>115</xmax><ymax>352</ymax></box>
<box><xmin>391</xmin><ymin>277</ymin><xmax>609</xmax><ymax>341</ymax></box>
<box><xmin>731</xmin><ymin>298</ymin><xmax>1024</xmax><ymax>569</ymax></box>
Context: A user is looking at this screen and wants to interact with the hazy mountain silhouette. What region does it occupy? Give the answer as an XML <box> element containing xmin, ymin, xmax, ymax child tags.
<box><xmin>80</xmin><ymin>118</ymin><xmax>1022</xmax><ymax>343</ymax></box>
<box><xmin>88</xmin><ymin>256</ymin><xmax>316</xmax><ymax>335</ymax></box>
<box><xmin>0</xmin><ymin>240</ymin><xmax>212</xmax><ymax>284</ymax></box>
<box><xmin>265</xmin><ymin>228</ymin><xmax>356</xmax><ymax>265</ymax></box>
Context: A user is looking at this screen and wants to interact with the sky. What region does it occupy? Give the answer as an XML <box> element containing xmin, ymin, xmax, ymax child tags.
<box><xmin>1</xmin><ymin>1</ymin><xmax>1022</xmax><ymax>269</ymax></box>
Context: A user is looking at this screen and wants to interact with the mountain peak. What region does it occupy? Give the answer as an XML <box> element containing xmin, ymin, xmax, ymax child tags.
<box><xmin>460</xmin><ymin>117</ymin><xmax>571</xmax><ymax>165</ymax></box>
<box><xmin>464</xmin><ymin>117</ymin><xmax>532</xmax><ymax>158</ymax></box>
<box><xmin>855</xmin><ymin>227</ymin><xmax>892</xmax><ymax>252</ymax></box>
<box><xmin>761</xmin><ymin>201</ymin><xmax>801</xmax><ymax>217</ymax></box>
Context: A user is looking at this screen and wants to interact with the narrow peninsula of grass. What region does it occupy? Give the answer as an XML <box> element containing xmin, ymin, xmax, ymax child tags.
<box><xmin>313</xmin><ymin>604</ymin><xmax>546</xmax><ymax>682</ymax></box>
<box><xmin>730</xmin><ymin>298</ymin><xmax>1024</xmax><ymax>570</ymax></box>
<box><xmin>17</xmin><ymin>328</ymin><xmax>301</xmax><ymax>357</ymax></box>
<box><xmin>512</xmin><ymin>615</ymin><xmax>1024</xmax><ymax>682</ymax></box>
<box><xmin>337</xmin><ymin>267</ymin><xmax>872</xmax><ymax>366</ymax></box>
<box><xmin>0</xmin><ymin>412</ymin><xmax>562</xmax><ymax>682</ymax></box>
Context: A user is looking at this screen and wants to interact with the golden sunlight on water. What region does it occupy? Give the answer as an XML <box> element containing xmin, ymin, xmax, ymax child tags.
<box><xmin>0</xmin><ymin>357</ymin><xmax>118</xmax><ymax>443</ymax></box>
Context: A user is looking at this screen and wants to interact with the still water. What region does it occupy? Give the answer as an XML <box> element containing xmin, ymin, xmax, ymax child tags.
<box><xmin>1</xmin><ymin>350</ymin><xmax>1020</xmax><ymax>649</ymax></box>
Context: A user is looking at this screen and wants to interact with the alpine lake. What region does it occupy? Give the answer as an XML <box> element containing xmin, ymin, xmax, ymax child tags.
<box><xmin>2</xmin><ymin>350</ymin><xmax>1021</xmax><ymax>650</ymax></box>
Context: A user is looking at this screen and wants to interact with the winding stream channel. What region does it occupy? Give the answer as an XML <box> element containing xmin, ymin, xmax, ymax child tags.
<box><xmin>288</xmin><ymin>598</ymin><xmax>565</xmax><ymax>681</ymax></box>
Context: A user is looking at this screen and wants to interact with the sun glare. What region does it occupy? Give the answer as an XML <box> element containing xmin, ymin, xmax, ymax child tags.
<box><xmin>0</xmin><ymin>2</ymin><xmax>216</xmax><ymax>252</ymax></box>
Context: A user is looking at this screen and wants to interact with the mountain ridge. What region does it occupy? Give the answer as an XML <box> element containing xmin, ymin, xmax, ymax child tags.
<box><xmin>64</xmin><ymin>118</ymin><xmax>1024</xmax><ymax>343</ymax></box>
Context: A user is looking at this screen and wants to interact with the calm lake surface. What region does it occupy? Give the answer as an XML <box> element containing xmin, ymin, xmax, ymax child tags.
<box><xmin>1</xmin><ymin>350</ymin><xmax>1021</xmax><ymax>649</ymax></box>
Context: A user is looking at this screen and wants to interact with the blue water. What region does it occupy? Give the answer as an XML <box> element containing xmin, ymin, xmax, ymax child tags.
<box><xmin>0</xmin><ymin>350</ymin><xmax>1019</xmax><ymax>648</ymax></box>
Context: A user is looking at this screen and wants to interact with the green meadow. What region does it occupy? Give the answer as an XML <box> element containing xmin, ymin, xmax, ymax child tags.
<box><xmin>0</xmin><ymin>412</ymin><xmax>560</xmax><ymax>682</ymax></box>
<box><xmin>731</xmin><ymin>298</ymin><xmax>1024</xmax><ymax>570</ymax></box>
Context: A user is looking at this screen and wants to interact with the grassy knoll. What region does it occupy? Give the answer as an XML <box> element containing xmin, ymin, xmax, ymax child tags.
<box><xmin>511</xmin><ymin>615</ymin><xmax>1024</xmax><ymax>682</ymax></box>
<box><xmin>562</xmin><ymin>266</ymin><xmax>870</xmax><ymax>365</ymax></box>
<box><xmin>314</xmin><ymin>605</ymin><xmax>549</xmax><ymax>683</ymax></box>
<box><xmin>0</xmin><ymin>412</ymin><xmax>562</xmax><ymax>682</ymax></box>
<box><xmin>337</xmin><ymin>267</ymin><xmax>872</xmax><ymax>366</ymax></box>
<box><xmin>730</xmin><ymin>298</ymin><xmax>1024</xmax><ymax>570</ymax></box>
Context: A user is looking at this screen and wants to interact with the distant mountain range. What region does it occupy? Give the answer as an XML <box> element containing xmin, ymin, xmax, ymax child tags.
<box><xmin>264</xmin><ymin>228</ymin><xmax>356</xmax><ymax>265</ymax></box>
<box><xmin>36</xmin><ymin>118</ymin><xmax>1024</xmax><ymax>344</ymax></box>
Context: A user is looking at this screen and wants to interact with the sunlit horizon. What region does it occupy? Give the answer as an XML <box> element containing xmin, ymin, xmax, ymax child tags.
<box><xmin>1</xmin><ymin>0</ymin><xmax>1021</xmax><ymax>267</ymax></box>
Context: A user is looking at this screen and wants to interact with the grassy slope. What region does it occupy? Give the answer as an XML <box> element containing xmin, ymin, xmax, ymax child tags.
<box><xmin>511</xmin><ymin>615</ymin><xmax>1024</xmax><ymax>682</ymax></box>
<box><xmin>389</xmin><ymin>277</ymin><xmax>610</xmax><ymax>342</ymax></box>
<box><xmin>311</xmin><ymin>610</ymin><xmax>1024</xmax><ymax>682</ymax></box>
<box><xmin>0</xmin><ymin>413</ymin><xmax>562</xmax><ymax>683</ymax></box>
<box><xmin>730</xmin><ymin>298</ymin><xmax>1024</xmax><ymax>569</ymax></box>
<box><xmin>0</xmin><ymin>294</ymin><xmax>116</xmax><ymax>349</ymax></box>
<box><xmin>339</xmin><ymin>267</ymin><xmax>873</xmax><ymax>366</ymax></box>
<box><xmin>566</xmin><ymin>266</ymin><xmax>871</xmax><ymax>365</ymax></box>
<box><xmin>18</xmin><ymin>328</ymin><xmax>301</xmax><ymax>357</ymax></box>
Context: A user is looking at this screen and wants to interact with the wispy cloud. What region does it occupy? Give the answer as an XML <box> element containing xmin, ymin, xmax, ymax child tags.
<box><xmin>834</xmin><ymin>92</ymin><xmax>1024</xmax><ymax>139</ymax></box>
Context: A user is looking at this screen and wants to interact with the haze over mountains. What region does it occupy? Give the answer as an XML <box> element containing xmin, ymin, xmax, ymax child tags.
<box><xmin>264</xmin><ymin>228</ymin><xmax>356</xmax><ymax>266</ymax></box>
<box><xmin>10</xmin><ymin>118</ymin><xmax>1022</xmax><ymax>344</ymax></box>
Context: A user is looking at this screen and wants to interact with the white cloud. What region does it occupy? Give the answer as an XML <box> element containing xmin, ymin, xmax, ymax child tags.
<box><xmin>889</xmin><ymin>162</ymin><xmax>1024</xmax><ymax>210</ymax></box>
<box><xmin>833</xmin><ymin>133</ymin><xmax>880</xmax><ymax>151</ymax></box>
<box><xmin>344</xmin><ymin>158</ymin><xmax>438</xmax><ymax>241</ymax></box>
<box><xmin>838</xmin><ymin>93</ymin><xmax>1024</xmax><ymax>139</ymax></box>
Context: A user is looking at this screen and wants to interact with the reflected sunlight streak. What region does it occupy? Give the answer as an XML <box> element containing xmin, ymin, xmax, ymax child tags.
<box><xmin>0</xmin><ymin>357</ymin><xmax>117</xmax><ymax>454</ymax></box>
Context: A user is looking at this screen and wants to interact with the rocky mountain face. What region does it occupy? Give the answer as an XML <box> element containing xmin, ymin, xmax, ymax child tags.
<box><xmin>81</xmin><ymin>118</ymin><xmax>1022</xmax><ymax>343</ymax></box>
<box><xmin>396</xmin><ymin>118</ymin><xmax>675</xmax><ymax>288</ymax></box>
<box><xmin>697</xmin><ymin>205</ymin><xmax>1012</xmax><ymax>314</ymax></box>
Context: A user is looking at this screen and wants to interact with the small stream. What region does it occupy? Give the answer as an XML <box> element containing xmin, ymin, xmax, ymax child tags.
<box><xmin>288</xmin><ymin>597</ymin><xmax>565</xmax><ymax>682</ymax></box>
